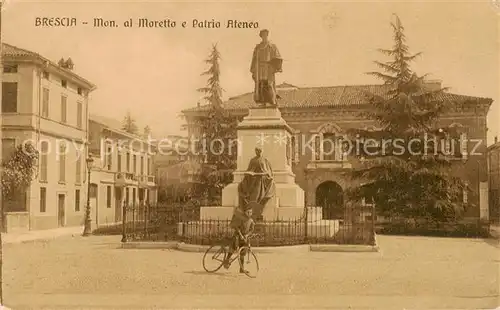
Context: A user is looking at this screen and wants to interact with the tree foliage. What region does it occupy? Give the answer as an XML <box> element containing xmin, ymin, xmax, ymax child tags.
<box><xmin>1</xmin><ymin>143</ymin><xmax>39</xmax><ymax>201</ymax></box>
<box><xmin>143</xmin><ymin>125</ymin><xmax>151</xmax><ymax>139</ymax></box>
<box><xmin>193</xmin><ymin>44</ymin><xmax>238</xmax><ymax>203</ymax></box>
<box><xmin>122</xmin><ymin>111</ymin><xmax>139</xmax><ymax>134</ymax></box>
<box><xmin>346</xmin><ymin>15</ymin><xmax>468</xmax><ymax>222</ymax></box>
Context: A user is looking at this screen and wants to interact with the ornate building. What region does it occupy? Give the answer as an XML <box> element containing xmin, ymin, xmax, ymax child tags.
<box><xmin>182</xmin><ymin>82</ymin><xmax>492</xmax><ymax>220</ymax></box>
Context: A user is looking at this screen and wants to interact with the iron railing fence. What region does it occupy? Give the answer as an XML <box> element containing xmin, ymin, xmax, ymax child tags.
<box><xmin>121</xmin><ymin>203</ymin><xmax>376</xmax><ymax>246</ymax></box>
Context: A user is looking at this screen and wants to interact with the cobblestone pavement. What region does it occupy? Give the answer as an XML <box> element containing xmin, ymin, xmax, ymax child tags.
<box><xmin>3</xmin><ymin>235</ymin><xmax>499</xmax><ymax>309</ymax></box>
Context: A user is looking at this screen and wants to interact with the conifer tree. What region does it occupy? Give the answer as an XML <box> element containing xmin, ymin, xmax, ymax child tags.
<box><xmin>194</xmin><ymin>44</ymin><xmax>238</xmax><ymax>203</ymax></box>
<box><xmin>347</xmin><ymin>15</ymin><xmax>467</xmax><ymax>223</ymax></box>
<box><xmin>121</xmin><ymin>111</ymin><xmax>139</xmax><ymax>135</ymax></box>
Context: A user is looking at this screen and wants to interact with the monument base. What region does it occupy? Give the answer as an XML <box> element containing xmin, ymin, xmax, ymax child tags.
<box><xmin>220</xmin><ymin>182</ymin><xmax>305</xmax><ymax>221</ymax></box>
<box><xmin>200</xmin><ymin>206</ymin><xmax>324</xmax><ymax>222</ymax></box>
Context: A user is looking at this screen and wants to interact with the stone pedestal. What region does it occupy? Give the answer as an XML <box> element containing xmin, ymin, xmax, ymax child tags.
<box><xmin>201</xmin><ymin>107</ymin><xmax>305</xmax><ymax>221</ymax></box>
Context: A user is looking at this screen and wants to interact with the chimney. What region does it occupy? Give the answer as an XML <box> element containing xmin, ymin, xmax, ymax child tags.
<box><xmin>197</xmin><ymin>102</ymin><xmax>200</xmax><ymax>108</ymax></box>
<box><xmin>424</xmin><ymin>79</ymin><xmax>442</xmax><ymax>92</ymax></box>
<box><xmin>495</xmin><ymin>136</ymin><xmax>498</xmax><ymax>144</ymax></box>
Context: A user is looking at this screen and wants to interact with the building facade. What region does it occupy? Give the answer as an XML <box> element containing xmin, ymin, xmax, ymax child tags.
<box><xmin>154</xmin><ymin>137</ymin><xmax>196</xmax><ymax>202</ymax></box>
<box><xmin>182</xmin><ymin>82</ymin><xmax>492</xmax><ymax>220</ymax></box>
<box><xmin>488</xmin><ymin>137</ymin><xmax>500</xmax><ymax>223</ymax></box>
<box><xmin>87</xmin><ymin>115</ymin><xmax>158</xmax><ymax>228</ymax></box>
<box><xmin>1</xmin><ymin>43</ymin><xmax>95</xmax><ymax>232</ymax></box>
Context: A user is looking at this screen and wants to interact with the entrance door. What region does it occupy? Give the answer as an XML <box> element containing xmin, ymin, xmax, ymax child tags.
<box><xmin>315</xmin><ymin>181</ymin><xmax>344</xmax><ymax>220</ymax></box>
<box><xmin>115</xmin><ymin>187</ymin><xmax>122</xmax><ymax>222</ymax></box>
<box><xmin>58</xmin><ymin>194</ymin><xmax>65</xmax><ymax>227</ymax></box>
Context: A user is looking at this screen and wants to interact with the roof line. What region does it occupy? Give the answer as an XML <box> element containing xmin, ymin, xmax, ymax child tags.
<box><xmin>3</xmin><ymin>43</ymin><xmax>96</xmax><ymax>90</ymax></box>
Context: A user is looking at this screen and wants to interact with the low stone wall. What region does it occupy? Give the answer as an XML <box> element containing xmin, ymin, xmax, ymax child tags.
<box><xmin>4</xmin><ymin>212</ymin><xmax>30</xmax><ymax>233</ymax></box>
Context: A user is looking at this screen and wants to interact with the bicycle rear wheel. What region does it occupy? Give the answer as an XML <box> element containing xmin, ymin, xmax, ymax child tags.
<box><xmin>202</xmin><ymin>244</ymin><xmax>227</xmax><ymax>273</ymax></box>
<box><xmin>238</xmin><ymin>247</ymin><xmax>259</xmax><ymax>278</ymax></box>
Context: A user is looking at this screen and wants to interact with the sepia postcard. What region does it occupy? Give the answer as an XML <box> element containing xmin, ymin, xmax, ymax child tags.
<box><xmin>0</xmin><ymin>0</ymin><xmax>499</xmax><ymax>309</ymax></box>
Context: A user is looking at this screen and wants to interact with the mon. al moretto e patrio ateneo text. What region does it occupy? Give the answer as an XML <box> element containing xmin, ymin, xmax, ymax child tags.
<box><xmin>35</xmin><ymin>17</ymin><xmax>259</xmax><ymax>28</ymax></box>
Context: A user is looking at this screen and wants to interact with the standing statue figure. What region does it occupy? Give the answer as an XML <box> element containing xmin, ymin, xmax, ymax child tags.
<box><xmin>250</xmin><ymin>29</ymin><xmax>283</xmax><ymax>107</ymax></box>
<box><xmin>230</xmin><ymin>147</ymin><xmax>276</xmax><ymax>225</ymax></box>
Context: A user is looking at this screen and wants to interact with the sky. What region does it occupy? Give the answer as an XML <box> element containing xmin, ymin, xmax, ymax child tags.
<box><xmin>3</xmin><ymin>0</ymin><xmax>499</xmax><ymax>143</ymax></box>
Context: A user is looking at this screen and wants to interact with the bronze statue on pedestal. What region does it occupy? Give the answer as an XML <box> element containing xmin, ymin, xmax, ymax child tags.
<box><xmin>250</xmin><ymin>29</ymin><xmax>283</xmax><ymax>107</ymax></box>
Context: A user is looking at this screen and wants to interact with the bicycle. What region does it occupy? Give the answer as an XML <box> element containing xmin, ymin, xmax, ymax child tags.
<box><xmin>202</xmin><ymin>231</ymin><xmax>259</xmax><ymax>278</ymax></box>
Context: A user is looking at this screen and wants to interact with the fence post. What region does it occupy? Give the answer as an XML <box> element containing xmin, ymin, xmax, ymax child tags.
<box><xmin>132</xmin><ymin>202</ymin><xmax>136</xmax><ymax>239</ymax></box>
<box><xmin>371</xmin><ymin>204</ymin><xmax>376</xmax><ymax>245</ymax></box>
<box><xmin>304</xmin><ymin>207</ymin><xmax>308</xmax><ymax>242</ymax></box>
<box><xmin>121</xmin><ymin>202</ymin><xmax>127</xmax><ymax>243</ymax></box>
<box><xmin>144</xmin><ymin>202</ymin><xmax>149</xmax><ymax>238</ymax></box>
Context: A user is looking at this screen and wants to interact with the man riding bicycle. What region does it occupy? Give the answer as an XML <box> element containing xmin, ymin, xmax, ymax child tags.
<box><xmin>223</xmin><ymin>204</ymin><xmax>255</xmax><ymax>273</ymax></box>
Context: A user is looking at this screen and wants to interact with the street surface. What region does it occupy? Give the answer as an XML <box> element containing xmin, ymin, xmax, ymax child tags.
<box><xmin>3</xmin><ymin>235</ymin><xmax>499</xmax><ymax>309</ymax></box>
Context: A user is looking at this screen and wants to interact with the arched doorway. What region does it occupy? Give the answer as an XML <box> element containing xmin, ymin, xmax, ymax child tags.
<box><xmin>315</xmin><ymin>181</ymin><xmax>344</xmax><ymax>219</ymax></box>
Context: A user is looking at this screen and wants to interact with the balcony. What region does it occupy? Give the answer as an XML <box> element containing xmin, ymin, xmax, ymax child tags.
<box><xmin>138</xmin><ymin>175</ymin><xmax>156</xmax><ymax>188</ymax></box>
<box><xmin>114</xmin><ymin>172</ymin><xmax>138</xmax><ymax>187</ymax></box>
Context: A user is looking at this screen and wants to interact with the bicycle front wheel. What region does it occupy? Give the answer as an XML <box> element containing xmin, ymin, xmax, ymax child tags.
<box><xmin>238</xmin><ymin>247</ymin><xmax>259</xmax><ymax>278</ymax></box>
<box><xmin>202</xmin><ymin>244</ymin><xmax>227</xmax><ymax>273</ymax></box>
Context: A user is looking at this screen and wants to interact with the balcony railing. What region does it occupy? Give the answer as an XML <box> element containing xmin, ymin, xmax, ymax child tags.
<box><xmin>115</xmin><ymin>172</ymin><xmax>138</xmax><ymax>186</ymax></box>
<box><xmin>138</xmin><ymin>175</ymin><xmax>156</xmax><ymax>188</ymax></box>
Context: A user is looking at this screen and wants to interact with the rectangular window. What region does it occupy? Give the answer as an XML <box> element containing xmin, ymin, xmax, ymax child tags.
<box><xmin>125</xmin><ymin>188</ymin><xmax>130</xmax><ymax>205</ymax></box>
<box><xmin>42</xmin><ymin>71</ymin><xmax>50</xmax><ymax>79</ymax></box>
<box><xmin>40</xmin><ymin>187</ymin><xmax>47</xmax><ymax>212</ymax></box>
<box><xmin>126</xmin><ymin>152</ymin><xmax>130</xmax><ymax>172</ymax></box>
<box><xmin>77</xmin><ymin>87</ymin><xmax>83</xmax><ymax>95</ymax></box>
<box><xmin>59</xmin><ymin>144</ymin><xmax>66</xmax><ymax>183</ymax></box>
<box><xmin>107</xmin><ymin>146</ymin><xmax>112</xmax><ymax>170</ymax></box>
<box><xmin>140</xmin><ymin>156</ymin><xmax>144</xmax><ymax>175</ymax></box>
<box><xmin>76</xmin><ymin>156</ymin><xmax>82</xmax><ymax>184</ymax></box>
<box><xmin>61</xmin><ymin>95</ymin><xmax>67</xmax><ymax>123</ymax></box>
<box><xmin>117</xmin><ymin>153</ymin><xmax>122</xmax><ymax>172</ymax></box>
<box><xmin>293</xmin><ymin>134</ymin><xmax>300</xmax><ymax>163</ymax></box>
<box><xmin>463</xmin><ymin>182</ymin><xmax>469</xmax><ymax>204</ymax></box>
<box><xmin>2</xmin><ymin>82</ymin><xmax>18</xmax><ymax>113</ymax></box>
<box><xmin>106</xmin><ymin>186</ymin><xmax>112</xmax><ymax>208</ymax></box>
<box><xmin>76</xmin><ymin>101</ymin><xmax>83</xmax><ymax>128</ymax></box>
<box><xmin>322</xmin><ymin>133</ymin><xmax>336</xmax><ymax>161</ymax></box>
<box><xmin>61</xmin><ymin>80</ymin><xmax>67</xmax><ymax>88</ymax></box>
<box><xmin>75</xmin><ymin>189</ymin><xmax>80</xmax><ymax>211</ymax></box>
<box><xmin>133</xmin><ymin>155</ymin><xmax>137</xmax><ymax>174</ymax></box>
<box><xmin>42</xmin><ymin>88</ymin><xmax>50</xmax><ymax>117</ymax></box>
<box><xmin>132</xmin><ymin>188</ymin><xmax>136</xmax><ymax>205</ymax></box>
<box><xmin>147</xmin><ymin>157</ymin><xmax>150</xmax><ymax>175</ymax></box>
<box><xmin>3</xmin><ymin>64</ymin><xmax>18</xmax><ymax>73</ymax></box>
<box><xmin>1</xmin><ymin>138</ymin><xmax>16</xmax><ymax>163</ymax></box>
<box><xmin>40</xmin><ymin>141</ymin><xmax>48</xmax><ymax>182</ymax></box>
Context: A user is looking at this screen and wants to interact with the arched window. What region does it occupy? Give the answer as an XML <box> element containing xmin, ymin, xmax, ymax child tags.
<box><xmin>313</xmin><ymin>123</ymin><xmax>345</xmax><ymax>162</ymax></box>
<box><xmin>440</xmin><ymin>123</ymin><xmax>467</xmax><ymax>159</ymax></box>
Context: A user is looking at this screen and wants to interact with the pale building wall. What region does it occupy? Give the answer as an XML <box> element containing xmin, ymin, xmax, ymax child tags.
<box><xmin>86</xmin><ymin>120</ymin><xmax>158</xmax><ymax>228</ymax></box>
<box><xmin>1</xmin><ymin>61</ymin><xmax>91</xmax><ymax>231</ymax></box>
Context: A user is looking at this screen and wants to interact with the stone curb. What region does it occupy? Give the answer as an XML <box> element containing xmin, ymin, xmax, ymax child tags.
<box><xmin>3</xmin><ymin>232</ymin><xmax>83</xmax><ymax>245</ymax></box>
<box><xmin>121</xmin><ymin>240</ymin><xmax>379</xmax><ymax>253</ymax></box>
<box><xmin>309</xmin><ymin>244</ymin><xmax>379</xmax><ymax>252</ymax></box>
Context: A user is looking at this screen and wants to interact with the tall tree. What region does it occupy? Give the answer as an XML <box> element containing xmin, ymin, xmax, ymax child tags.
<box><xmin>121</xmin><ymin>111</ymin><xmax>139</xmax><ymax>135</ymax></box>
<box><xmin>143</xmin><ymin>125</ymin><xmax>151</xmax><ymax>139</ymax></box>
<box><xmin>194</xmin><ymin>44</ymin><xmax>238</xmax><ymax>203</ymax></box>
<box><xmin>347</xmin><ymin>15</ymin><xmax>467</xmax><ymax>223</ymax></box>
